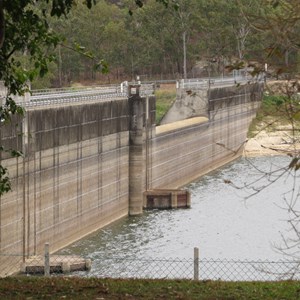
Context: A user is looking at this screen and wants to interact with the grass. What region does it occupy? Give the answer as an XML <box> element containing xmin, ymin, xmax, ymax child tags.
<box><xmin>0</xmin><ymin>277</ymin><xmax>300</xmax><ymax>299</ymax></box>
<box><xmin>248</xmin><ymin>94</ymin><xmax>300</xmax><ymax>138</ymax></box>
<box><xmin>155</xmin><ymin>84</ymin><xmax>177</xmax><ymax>125</ymax></box>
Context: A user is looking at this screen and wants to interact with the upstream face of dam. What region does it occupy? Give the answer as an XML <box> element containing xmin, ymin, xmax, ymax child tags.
<box><xmin>0</xmin><ymin>82</ymin><xmax>262</xmax><ymax>275</ymax></box>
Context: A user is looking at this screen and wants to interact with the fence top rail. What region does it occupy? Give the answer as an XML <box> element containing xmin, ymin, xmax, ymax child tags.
<box><xmin>31</xmin><ymin>84</ymin><xmax>122</xmax><ymax>95</ymax></box>
<box><xmin>9</xmin><ymin>82</ymin><xmax>155</xmax><ymax>108</ymax></box>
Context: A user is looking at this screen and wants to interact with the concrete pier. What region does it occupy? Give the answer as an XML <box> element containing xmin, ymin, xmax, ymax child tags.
<box><xmin>128</xmin><ymin>85</ymin><xmax>145</xmax><ymax>215</ymax></box>
<box><xmin>144</xmin><ymin>189</ymin><xmax>191</xmax><ymax>209</ymax></box>
<box><xmin>21</xmin><ymin>255</ymin><xmax>92</xmax><ymax>274</ymax></box>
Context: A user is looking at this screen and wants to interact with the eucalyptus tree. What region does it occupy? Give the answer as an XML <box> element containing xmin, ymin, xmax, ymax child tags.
<box><xmin>193</xmin><ymin>0</ymin><xmax>236</xmax><ymax>75</ymax></box>
<box><xmin>50</xmin><ymin>0</ymin><xmax>126</xmax><ymax>83</ymax></box>
<box><xmin>195</xmin><ymin>0</ymin><xmax>261</xmax><ymax>67</ymax></box>
<box><xmin>125</xmin><ymin>0</ymin><xmax>183</xmax><ymax>79</ymax></box>
<box><xmin>168</xmin><ymin>0</ymin><xmax>199</xmax><ymax>79</ymax></box>
<box><xmin>131</xmin><ymin>0</ymin><xmax>199</xmax><ymax>79</ymax></box>
<box><xmin>239</xmin><ymin>0</ymin><xmax>300</xmax><ymax>75</ymax></box>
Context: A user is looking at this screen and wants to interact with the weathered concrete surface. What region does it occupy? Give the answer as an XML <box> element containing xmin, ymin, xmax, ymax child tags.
<box><xmin>148</xmin><ymin>84</ymin><xmax>262</xmax><ymax>189</ymax></box>
<box><xmin>129</xmin><ymin>94</ymin><xmax>145</xmax><ymax>215</ymax></box>
<box><xmin>161</xmin><ymin>88</ymin><xmax>208</xmax><ymax>124</ymax></box>
<box><xmin>21</xmin><ymin>255</ymin><xmax>91</xmax><ymax>274</ymax></box>
<box><xmin>157</xmin><ymin>116</ymin><xmax>208</xmax><ymax>134</ymax></box>
<box><xmin>0</xmin><ymin>83</ymin><xmax>262</xmax><ymax>276</ymax></box>
<box><xmin>0</xmin><ymin>98</ymin><xmax>131</xmax><ymax>263</ymax></box>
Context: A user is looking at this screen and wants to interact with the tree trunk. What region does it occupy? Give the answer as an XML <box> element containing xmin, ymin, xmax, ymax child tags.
<box><xmin>285</xmin><ymin>49</ymin><xmax>289</xmax><ymax>67</ymax></box>
<box><xmin>0</xmin><ymin>0</ymin><xmax>4</xmax><ymax>48</ymax></box>
<box><xmin>58</xmin><ymin>45</ymin><xmax>62</xmax><ymax>87</ymax></box>
<box><xmin>183</xmin><ymin>31</ymin><xmax>187</xmax><ymax>79</ymax></box>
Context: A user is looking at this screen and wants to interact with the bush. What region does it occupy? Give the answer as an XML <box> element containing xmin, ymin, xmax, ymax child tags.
<box><xmin>262</xmin><ymin>94</ymin><xmax>285</xmax><ymax>107</ymax></box>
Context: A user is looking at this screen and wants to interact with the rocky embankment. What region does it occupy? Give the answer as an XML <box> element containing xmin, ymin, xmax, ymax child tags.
<box><xmin>244</xmin><ymin>130</ymin><xmax>300</xmax><ymax>156</ymax></box>
<box><xmin>244</xmin><ymin>80</ymin><xmax>300</xmax><ymax>157</ymax></box>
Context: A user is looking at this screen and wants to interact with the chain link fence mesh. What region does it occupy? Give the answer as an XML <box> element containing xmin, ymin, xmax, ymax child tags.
<box><xmin>85</xmin><ymin>257</ymin><xmax>195</xmax><ymax>280</ymax></box>
<box><xmin>83</xmin><ymin>257</ymin><xmax>300</xmax><ymax>281</ymax></box>
<box><xmin>2</xmin><ymin>250</ymin><xmax>300</xmax><ymax>281</ymax></box>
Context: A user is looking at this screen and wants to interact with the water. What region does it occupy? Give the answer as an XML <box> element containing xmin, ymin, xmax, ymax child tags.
<box><xmin>60</xmin><ymin>155</ymin><xmax>300</xmax><ymax>277</ymax></box>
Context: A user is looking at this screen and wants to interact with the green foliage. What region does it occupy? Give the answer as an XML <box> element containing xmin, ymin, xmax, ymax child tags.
<box><xmin>263</xmin><ymin>94</ymin><xmax>285</xmax><ymax>107</ymax></box>
<box><xmin>155</xmin><ymin>87</ymin><xmax>176</xmax><ymax>124</ymax></box>
<box><xmin>0</xmin><ymin>165</ymin><xmax>10</xmax><ymax>197</ymax></box>
<box><xmin>248</xmin><ymin>91</ymin><xmax>300</xmax><ymax>139</ymax></box>
<box><xmin>7</xmin><ymin>0</ymin><xmax>291</xmax><ymax>85</ymax></box>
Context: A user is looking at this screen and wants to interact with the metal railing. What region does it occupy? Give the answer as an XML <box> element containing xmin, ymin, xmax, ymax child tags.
<box><xmin>1</xmin><ymin>74</ymin><xmax>264</xmax><ymax>108</ymax></box>
<box><xmin>177</xmin><ymin>75</ymin><xmax>257</xmax><ymax>90</ymax></box>
<box><xmin>25</xmin><ymin>83</ymin><xmax>155</xmax><ymax>108</ymax></box>
<box><xmin>0</xmin><ymin>82</ymin><xmax>156</xmax><ymax>108</ymax></box>
<box><xmin>31</xmin><ymin>84</ymin><xmax>121</xmax><ymax>96</ymax></box>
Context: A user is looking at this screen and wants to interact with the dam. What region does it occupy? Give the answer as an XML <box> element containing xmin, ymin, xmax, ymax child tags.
<box><xmin>0</xmin><ymin>80</ymin><xmax>263</xmax><ymax>275</ymax></box>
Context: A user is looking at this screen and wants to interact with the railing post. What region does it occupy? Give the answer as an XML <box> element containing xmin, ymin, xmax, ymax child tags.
<box><xmin>194</xmin><ymin>247</ymin><xmax>199</xmax><ymax>280</ymax></box>
<box><xmin>44</xmin><ymin>243</ymin><xmax>50</xmax><ymax>276</ymax></box>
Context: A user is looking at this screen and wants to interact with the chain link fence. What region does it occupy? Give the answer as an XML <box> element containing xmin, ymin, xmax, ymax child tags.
<box><xmin>1</xmin><ymin>246</ymin><xmax>300</xmax><ymax>281</ymax></box>
<box><xmin>82</xmin><ymin>256</ymin><xmax>300</xmax><ymax>281</ymax></box>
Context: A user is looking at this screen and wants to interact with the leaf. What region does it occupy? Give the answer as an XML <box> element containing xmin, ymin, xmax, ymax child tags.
<box><xmin>9</xmin><ymin>150</ymin><xmax>23</xmax><ymax>158</ymax></box>
<box><xmin>16</xmin><ymin>106</ymin><xmax>25</xmax><ymax>116</ymax></box>
<box><xmin>0</xmin><ymin>166</ymin><xmax>11</xmax><ymax>196</ymax></box>
<box><xmin>292</xmin><ymin>111</ymin><xmax>300</xmax><ymax>121</ymax></box>
<box><xmin>135</xmin><ymin>0</ymin><xmax>144</xmax><ymax>8</ymax></box>
<box><xmin>295</xmin><ymin>163</ymin><xmax>300</xmax><ymax>171</ymax></box>
<box><xmin>271</xmin><ymin>0</ymin><xmax>280</xmax><ymax>8</ymax></box>
<box><xmin>93</xmin><ymin>60</ymin><xmax>109</xmax><ymax>74</ymax></box>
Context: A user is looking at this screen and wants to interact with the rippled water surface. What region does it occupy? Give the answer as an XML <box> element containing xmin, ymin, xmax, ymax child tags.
<box><xmin>61</xmin><ymin>156</ymin><xmax>298</xmax><ymax>264</ymax></box>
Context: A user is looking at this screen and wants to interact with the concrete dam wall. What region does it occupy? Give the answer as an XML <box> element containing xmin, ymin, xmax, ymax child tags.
<box><xmin>148</xmin><ymin>84</ymin><xmax>262</xmax><ymax>189</ymax></box>
<box><xmin>0</xmin><ymin>83</ymin><xmax>262</xmax><ymax>274</ymax></box>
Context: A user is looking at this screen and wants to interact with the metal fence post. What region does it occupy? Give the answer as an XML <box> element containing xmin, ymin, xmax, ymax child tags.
<box><xmin>194</xmin><ymin>247</ymin><xmax>199</xmax><ymax>280</ymax></box>
<box><xmin>44</xmin><ymin>243</ymin><xmax>50</xmax><ymax>276</ymax></box>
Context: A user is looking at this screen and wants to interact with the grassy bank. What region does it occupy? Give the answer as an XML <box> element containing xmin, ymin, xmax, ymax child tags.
<box><xmin>155</xmin><ymin>84</ymin><xmax>176</xmax><ymax>124</ymax></box>
<box><xmin>1</xmin><ymin>277</ymin><xmax>300</xmax><ymax>299</ymax></box>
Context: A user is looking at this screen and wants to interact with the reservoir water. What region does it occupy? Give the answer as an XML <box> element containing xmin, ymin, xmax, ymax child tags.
<box><xmin>60</xmin><ymin>155</ymin><xmax>299</xmax><ymax>277</ymax></box>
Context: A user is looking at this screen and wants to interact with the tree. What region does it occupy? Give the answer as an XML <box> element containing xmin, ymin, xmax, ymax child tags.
<box><xmin>237</xmin><ymin>0</ymin><xmax>300</xmax><ymax>76</ymax></box>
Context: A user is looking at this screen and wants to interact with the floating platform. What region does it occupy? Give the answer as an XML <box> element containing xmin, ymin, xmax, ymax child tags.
<box><xmin>21</xmin><ymin>255</ymin><xmax>92</xmax><ymax>275</ymax></box>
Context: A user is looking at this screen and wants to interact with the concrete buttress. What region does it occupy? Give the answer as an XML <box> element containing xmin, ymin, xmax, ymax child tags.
<box><xmin>129</xmin><ymin>86</ymin><xmax>145</xmax><ymax>215</ymax></box>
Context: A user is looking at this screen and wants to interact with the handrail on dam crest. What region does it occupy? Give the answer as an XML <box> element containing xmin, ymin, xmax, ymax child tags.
<box><xmin>0</xmin><ymin>81</ymin><xmax>156</xmax><ymax>108</ymax></box>
<box><xmin>0</xmin><ymin>74</ymin><xmax>263</xmax><ymax>108</ymax></box>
